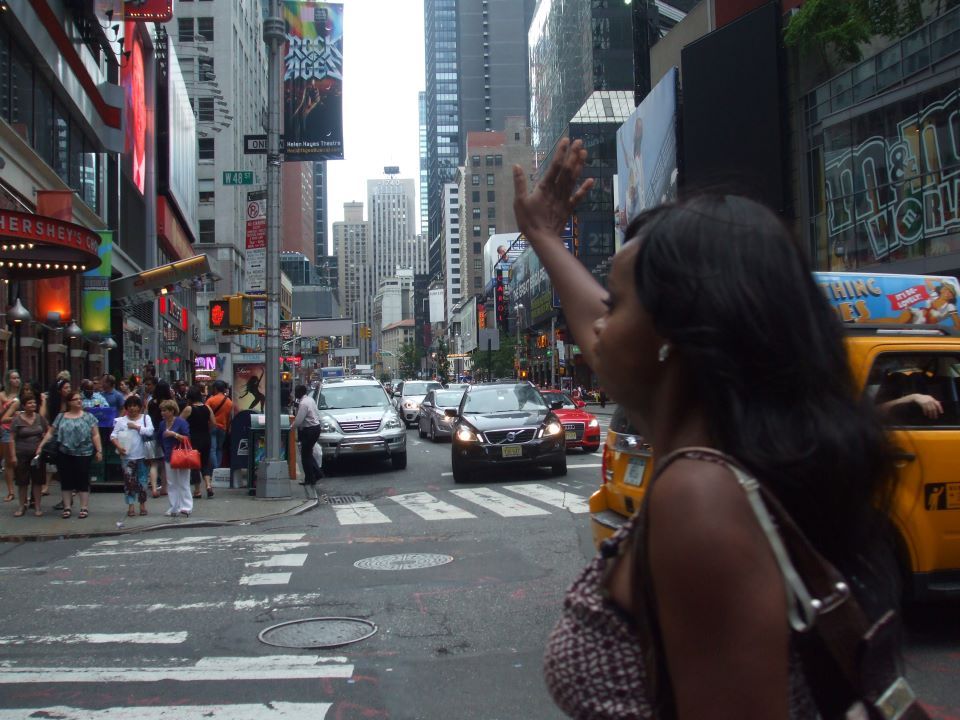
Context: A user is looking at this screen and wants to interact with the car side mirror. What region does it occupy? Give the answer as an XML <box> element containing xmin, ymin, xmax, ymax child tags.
<box><xmin>550</xmin><ymin>401</ymin><xmax>563</xmax><ymax>410</ymax></box>
<box><xmin>422</xmin><ymin>401</ymin><xmax>431</xmax><ymax>408</ymax></box>
<box><xmin>444</xmin><ymin>408</ymin><xmax>458</xmax><ymax>418</ymax></box>
<box><xmin>393</xmin><ymin>391</ymin><xmax>401</xmax><ymax>398</ymax></box>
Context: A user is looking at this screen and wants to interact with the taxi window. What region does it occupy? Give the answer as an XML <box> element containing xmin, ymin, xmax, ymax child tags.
<box><xmin>867</xmin><ymin>352</ymin><xmax>960</xmax><ymax>428</ymax></box>
<box><xmin>610</xmin><ymin>406</ymin><xmax>640</xmax><ymax>435</ymax></box>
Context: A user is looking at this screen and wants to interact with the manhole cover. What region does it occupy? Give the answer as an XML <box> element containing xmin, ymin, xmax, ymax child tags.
<box><xmin>353</xmin><ymin>553</ymin><xmax>454</xmax><ymax>571</ymax></box>
<box><xmin>326</xmin><ymin>495</ymin><xmax>363</xmax><ymax>505</ymax></box>
<box><xmin>258</xmin><ymin>617</ymin><xmax>377</xmax><ymax>649</ymax></box>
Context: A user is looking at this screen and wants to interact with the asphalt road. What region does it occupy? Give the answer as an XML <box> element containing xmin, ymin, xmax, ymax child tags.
<box><xmin>0</xmin><ymin>418</ymin><xmax>957</xmax><ymax>719</ymax></box>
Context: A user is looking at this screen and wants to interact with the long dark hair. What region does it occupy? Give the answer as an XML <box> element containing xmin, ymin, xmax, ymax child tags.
<box><xmin>627</xmin><ymin>196</ymin><xmax>896</xmax><ymax>583</ymax></box>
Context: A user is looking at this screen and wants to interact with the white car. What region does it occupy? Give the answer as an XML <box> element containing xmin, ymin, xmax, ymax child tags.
<box><xmin>393</xmin><ymin>380</ymin><xmax>443</xmax><ymax>427</ymax></box>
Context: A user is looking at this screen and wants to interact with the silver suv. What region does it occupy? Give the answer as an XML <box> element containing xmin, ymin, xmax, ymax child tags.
<box><xmin>311</xmin><ymin>378</ymin><xmax>407</xmax><ymax>470</ymax></box>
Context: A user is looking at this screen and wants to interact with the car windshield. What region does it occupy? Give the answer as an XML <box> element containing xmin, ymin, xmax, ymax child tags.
<box><xmin>317</xmin><ymin>386</ymin><xmax>390</xmax><ymax>410</ymax></box>
<box><xmin>541</xmin><ymin>392</ymin><xmax>576</xmax><ymax>409</ymax></box>
<box><xmin>462</xmin><ymin>385</ymin><xmax>547</xmax><ymax>413</ymax></box>
<box><xmin>403</xmin><ymin>382</ymin><xmax>442</xmax><ymax>396</ymax></box>
<box><xmin>434</xmin><ymin>391</ymin><xmax>464</xmax><ymax>407</ymax></box>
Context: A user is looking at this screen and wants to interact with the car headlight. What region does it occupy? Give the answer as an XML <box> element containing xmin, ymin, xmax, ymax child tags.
<box><xmin>403</xmin><ymin>401</ymin><xmax>417</xmax><ymax>410</ymax></box>
<box><xmin>319</xmin><ymin>414</ymin><xmax>339</xmax><ymax>433</ymax></box>
<box><xmin>382</xmin><ymin>414</ymin><xmax>401</xmax><ymax>430</ymax></box>
<box><xmin>544</xmin><ymin>421</ymin><xmax>563</xmax><ymax>436</ymax></box>
<box><xmin>588</xmin><ymin>418</ymin><xmax>600</xmax><ymax>428</ymax></box>
<box><xmin>440</xmin><ymin>412</ymin><xmax>455</xmax><ymax>423</ymax></box>
<box><xmin>455</xmin><ymin>425</ymin><xmax>478</xmax><ymax>442</ymax></box>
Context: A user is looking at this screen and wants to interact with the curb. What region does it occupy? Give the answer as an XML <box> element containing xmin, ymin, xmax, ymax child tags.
<box><xmin>0</xmin><ymin>497</ymin><xmax>321</xmax><ymax>544</ymax></box>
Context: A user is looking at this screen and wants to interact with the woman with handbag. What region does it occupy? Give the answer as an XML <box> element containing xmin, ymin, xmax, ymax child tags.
<box><xmin>8</xmin><ymin>390</ymin><xmax>48</xmax><ymax>517</ymax></box>
<box><xmin>158</xmin><ymin>399</ymin><xmax>192</xmax><ymax>517</ymax></box>
<box><xmin>110</xmin><ymin>395</ymin><xmax>154</xmax><ymax>517</ymax></box>
<box><xmin>35</xmin><ymin>391</ymin><xmax>102</xmax><ymax>519</ymax></box>
<box><xmin>180</xmin><ymin>385</ymin><xmax>215</xmax><ymax>499</ymax></box>
<box><xmin>516</xmin><ymin>140</ymin><xmax>919</xmax><ymax>719</ymax></box>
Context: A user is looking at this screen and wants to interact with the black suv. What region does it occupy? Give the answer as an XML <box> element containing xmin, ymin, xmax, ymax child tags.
<box><xmin>448</xmin><ymin>382</ymin><xmax>567</xmax><ymax>483</ymax></box>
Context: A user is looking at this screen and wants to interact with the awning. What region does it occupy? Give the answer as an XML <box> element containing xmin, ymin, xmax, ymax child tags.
<box><xmin>111</xmin><ymin>254</ymin><xmax>217</xmax><ymax>308</ymax></box>
<box><xmin>0</xmin><ymin>209</ymin><xmax>102</xmax><ymax>279</ymax></box>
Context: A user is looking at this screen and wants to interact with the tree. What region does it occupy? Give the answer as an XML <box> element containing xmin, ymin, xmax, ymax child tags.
<box><xmin>398</xmin><ymin>341</ymin><xmax>421</xmax><ymax>379</ymax></box>
<box><xmin>784</xmin><ymin>0</ymin><xmax>930</xmax><ymax>64</ymax></box>
<box><xmin>468</xmin><ymin>332</ymin><xmax>517</xmax><ymax>381</ymax></box>
<box><xmin>435</xmin><ymin>338</ymin><xmax>451</xmax><ymax>385</ymax></box>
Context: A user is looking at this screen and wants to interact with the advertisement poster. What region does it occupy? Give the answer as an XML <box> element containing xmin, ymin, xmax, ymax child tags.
<box><xmin>233</xmin><ymin>364</ymin><xmax>266</xmax><ymax>413</ymax></box>
<box><xmin>616</xmin><ymin>67</ymin><xmax>679</xmax><ymax>247</ymax></box>
<box><xmin>282</xmin><ymin>2</ymin><xmax>344</xmax><ymax>161</ymax></box>
<box><xmin>81</xmin><ymin>231</ymin><xmax>113</xmax><ymax>336</ymax></box>
<box><xmin>121</xmin><ymin>22</ymin><xmax>146</xmax><ymax>194</ymax></box>
<box><xmin>815</xmin><ymin>272</ymin><xmax>960</xmax><ymax>326</ymax></box>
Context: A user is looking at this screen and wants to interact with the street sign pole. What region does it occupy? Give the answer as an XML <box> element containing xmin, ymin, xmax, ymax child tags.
<box><xmin>258</xmin><ymin>0</ymin><xmax>290</xmax><ymax>498</ymax></box>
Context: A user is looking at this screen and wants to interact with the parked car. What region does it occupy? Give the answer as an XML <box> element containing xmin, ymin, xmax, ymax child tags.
<box><xmin>539</xmin><ymin>390</ymin><xmax>601</xmax><ymax>452</ymax></box>
<box><xmin>445</xmin><ymin>383</ymin><xmax>471</xmax><ymax>392</ymax></box>
<box><xmin>417</xmin><ymin>389</ymin><xmax>466</xmax><ymax>441</ymax></box>
<box><xmin>310</xmin><ymin>377</ymin><xmax>407</xmax><ymax>470</ymax></box>
<box><xmin>449</xmin><ymin>382</ymin><xmax>567</xmax><ymax>483</ymax></box>
<box><xmin>394</xmin><ymin>380</ymin><xmax>443</xmax><ymax>427</ymax></box>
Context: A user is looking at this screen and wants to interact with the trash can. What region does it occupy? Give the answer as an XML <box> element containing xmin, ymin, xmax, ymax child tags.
<box><xmin>247</xmin><ymin>414</ymin><xmax>292</xmax><ymax>495</ymax></box>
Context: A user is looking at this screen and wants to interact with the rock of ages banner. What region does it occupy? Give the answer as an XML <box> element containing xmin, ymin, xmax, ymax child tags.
<box><xmin>283</xmin><ymin>2</ymin><xmax>344</xmax><ymax>161</ymax></box>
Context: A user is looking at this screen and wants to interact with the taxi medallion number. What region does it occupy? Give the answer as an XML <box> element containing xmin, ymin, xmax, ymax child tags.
<box><xmin>624</xmin><ymin>457</ymin><xmax>647</xmax><ymax>487</ymax></box>
<box><xmin>501</xmin><ymin>445</ymin><xmax>522</xmax><ymax>458</ymax></box>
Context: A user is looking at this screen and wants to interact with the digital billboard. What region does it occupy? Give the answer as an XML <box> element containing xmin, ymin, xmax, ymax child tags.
<box><xmin>121</xmin><ymin>22</ymin><xmax>147</xmax><ymax>195</ymax></box>
<box><xmin>164</xmin><ymin>42</ymin><xmax>198</xmax><ymax>242</ymax></box>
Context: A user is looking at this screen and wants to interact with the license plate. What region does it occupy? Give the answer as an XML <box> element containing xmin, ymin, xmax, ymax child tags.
<box><xmin>345</xmin><ymin>443</ymin><xmax>374</xmax><ymax>452</ymax></box>
<box><xmin>565</xmin><ymin>430</ymin><xmax>576</xmax><ymax>440</ymax></box>
<box><xmin>624</xmin><ymin>457</ymin><xmax>647</xmax><ymax>487</ymax></box>
<box><xmin>501</xmin><ymin>445</ymin><xmax>522</xmax><ymax>458</ymax></box>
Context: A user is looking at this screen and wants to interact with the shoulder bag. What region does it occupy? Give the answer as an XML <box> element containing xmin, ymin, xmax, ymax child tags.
<box><xmin>41</xmin><ymin>413</ymin><xmax>64</xmax><ymax>464</ymax></box>
<box><xmin>634</xmin><ymin>447</ymin><xmax>929</xmax><ymax>720</ymax></box>
<box><xmin>170</xmin><ymin>437</ymin><xmax>201</xmax><ymax>470</ymax></box>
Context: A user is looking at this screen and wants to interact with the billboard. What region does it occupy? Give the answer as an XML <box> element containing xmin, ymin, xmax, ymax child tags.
<box><xmin>81</xmin><ymin>232</ymin><xmax>113</xmax><ymax>336</ymax></box>
<box><xmin>163</xmin><ymin>42</ymin><xmax>198</xmax><ymax>242</ymax></box>
<box><xmin>815</xmin><ymin>272</ymin><xmax>960</xmax><ymax>326</ymax></box>
<box><xmin>616</xmin><ymin>66</ymin><xmax>679</xmax><ymax>248</ymax></box>
<box><xmin>121</xmin><ymin>22</ymin><xmax>147</xmax><ymax>195</ymax></box>
<box><xmin>282</xmin><ymin>2</ymin><xmax>344</xmax><ymax>161</ymax></box>
<box><xmin>234</xmin><ymin>363</ymin><xmax>266</xmax><ymax>413</ymax></box>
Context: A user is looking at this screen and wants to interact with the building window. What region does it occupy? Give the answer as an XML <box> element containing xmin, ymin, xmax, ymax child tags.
<box><xmin>472</xmin><ymin>191</ymin><xmax>480</xmax><ymax>202</ymax></box>
<box><xmin>199</xmin><ymin>190</ymin><xmax>215</xmax><ymax>204</ymax></box>
<box><xmin>472</xmin><ymin>207</ymin><xmax>480</xmax><ymax>219</ymax></box>
<box><xmin>197</xmin><ymin>17</ymin><xmax>214</xmax><ymax>41</ymax></box>
<box><xmin>472</xmin><ymin>224</ymin><xmax>481</xmax><ymax>237</ymax></box>
<box><xmin>198</xmin><ymin>137</ymin><xmax>214</xmax><ymax>160</ymax></box>
<box><xmin>487</xmin><ymin>190</ymin><xmax>495</xmax><ymax>202</ymax></box>
<box><xmin>488</xmin><ymin>226</ymin><xmax>496</xmax><ymax>235</ymax></box>
<box><xmin>487</xmin><ymin>206</ymin><xmax>496</xmax><ymax>218</ymax></box>
<box><xmin>177</xmin><ymin>18</ymin><xmax>193</xmax><ymax>42</ymax></box>
<box><xmin>495</xmin><ymin>155</ymin><xmax>503</xmax><ymax>166</ymax></box>
<box><xmin>471</xmin><ymin>174</ymin><xmax>480</xmax><ymax>186</ymax></box>
<box><xmin>198</xmin><ymin>97</ymin><xmax>215</xmax><ymax>122</ymax></box>
<box><xmin>514</xmin><ymin>132</ymin><xmax>520</xmax><ymax>141</ymax></box>
<box><xmin>473</xmin><ymin>242</ymin><xmax>481</xmax><ymax>252</ymax></box>
<box><xmin>485</xmin><ymin>155</ymin><xmax>494</xmax><ymax>166</ymax></box>
<box><xmin>199</xmin><ymin>219</ymin><xmax>215</xmax><ymax>243</ymax></box>
<box><xmin>471</xmin><ymin>155</ymin><xmax>480</xmax><ymax>167</ymax></box>
<box><xmin>474</xmin><ymin>276</ymin><xmax>482</xmax><ymax>287</ymax></box>
<box><xmin>486</xmin><ymin>174</ymin><xmax>494</xmax><ymax>186</ymax></box>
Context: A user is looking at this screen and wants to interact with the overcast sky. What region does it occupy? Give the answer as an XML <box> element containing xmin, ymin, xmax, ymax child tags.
<box><xmin>325</xmin><ymin>0</ymin><xmax>426</xmax><ymax>250</ymax></box>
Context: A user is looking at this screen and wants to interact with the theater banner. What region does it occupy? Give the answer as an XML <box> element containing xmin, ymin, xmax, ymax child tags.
<box><xmin>282</xmin><ymin>2</ymin><xmax>344</xmax><ymax>161</ymax></box>
<box><xmin>82</xmin><ymin>232</ymin><xmax>113</xmax><ymax>337</ymax></box>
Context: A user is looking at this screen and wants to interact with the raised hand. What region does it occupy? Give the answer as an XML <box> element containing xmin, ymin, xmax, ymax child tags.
<box><xmin>513</xmin><ymin>138</ymin><xmax>594</xmax><ymax>242</ymax></box>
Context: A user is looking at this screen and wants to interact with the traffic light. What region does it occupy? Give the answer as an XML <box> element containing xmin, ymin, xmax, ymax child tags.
<box><xmin>360</xmin><ymin>326</ymin><xmax>372</xmax><ymax>340</ymax></box>
<box><xmin>209</xmin><ymin>299</ymin><xmax>230</xmax><ymax>330</ymax></box>
<box><xmin>318</xmin><ymin>339</ymin><xmax>330</xmax><ymax>353</ymax></box>
<box><xmin>208</xmin><ymin>295</ymin><xmax>253</xmax><ymax>331</ymax></box>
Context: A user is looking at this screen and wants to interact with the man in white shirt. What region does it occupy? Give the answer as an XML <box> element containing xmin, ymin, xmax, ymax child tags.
<box><xmin>291</xmin><ymin>385</ymin><xmax>322</xmax><ymax>485</ymax></box>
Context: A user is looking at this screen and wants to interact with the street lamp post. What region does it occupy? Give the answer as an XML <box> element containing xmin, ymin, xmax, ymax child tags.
<box><xmin>514</xmin><ymin>303</ymin><xmax>524</xmax><ymax>380</ymax></box>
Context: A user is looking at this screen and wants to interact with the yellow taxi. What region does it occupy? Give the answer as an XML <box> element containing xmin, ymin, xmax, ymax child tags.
<box><xmin>589</xmin><ymin>272</ymin><xmax>960</xmax><ymax>602</ymax></box>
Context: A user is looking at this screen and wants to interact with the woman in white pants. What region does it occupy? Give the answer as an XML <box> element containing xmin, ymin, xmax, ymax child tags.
<box><xmin>158</xmin><ymin>400</ymin><xmax>192</xmax><ymax>516</ymax></box>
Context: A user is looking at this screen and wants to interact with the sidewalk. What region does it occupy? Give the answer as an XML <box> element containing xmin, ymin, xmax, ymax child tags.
<box><xmin>0</xmin><ymin>486</ymin><xmax>319</xmax><ymax>543</ymax></box>
<box><xmin>583</xmin><ymin>402</ymin><xmax>618</xmax><ymax>417</ymax></box>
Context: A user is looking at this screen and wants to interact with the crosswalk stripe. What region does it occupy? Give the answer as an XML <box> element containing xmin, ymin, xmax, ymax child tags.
<box><xmin>0</xmin><ymin>656</ymin><xmax>354</xmax><ymax>683</ymax></box>
<box><xmin>389</xmin><ymin>492</ymin><xmax>477</xmax><ymax>520</ymax></box>
<box><xmin>503</xmin><ymin>483</ymin><xmax>590</xmax><ymax>514</ymax></box>
<box><xmin>0</xmin><ymin>632</ymin><xmax>187</xmax><ymax>646</ymax></box>
<box><xmin>239</xmin><ymin>572</ymin><xmax>292</xmax><ymax>586</ymax></box>
<box><xmin>0</xmin><ymin>702</ymin><xmax>332</xmax><ymax>719</ymax></box>
<box><xmin>449</xmin><ymin>488</ymin><xmax>550</xmax><ymax>517</ymax></box>
<box><xmin>245</xmin><ymin>554</ymin><xmax>308</xmax><ymax>568</ymax></box>
<box><xmin>332</xmin><ymin>501</ymin><xmax>392</xmax><ymax>525</ymax></box>
<box><xmin>78</xmin><ymin>535</ymin><xmax>308</xmax><ymax>557</ymax></box>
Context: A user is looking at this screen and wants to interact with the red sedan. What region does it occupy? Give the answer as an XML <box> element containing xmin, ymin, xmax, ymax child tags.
<box><xmin>540</xmin><ymin>390</ymin><xmax>601</xmax><ymax>453</ymax></box>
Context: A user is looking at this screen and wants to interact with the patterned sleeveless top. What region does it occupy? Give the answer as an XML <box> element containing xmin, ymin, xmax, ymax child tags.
<box><xmin>543</xmin><ymin>451</ymin><xmax>819</xmax><ymax>719</ymax></box>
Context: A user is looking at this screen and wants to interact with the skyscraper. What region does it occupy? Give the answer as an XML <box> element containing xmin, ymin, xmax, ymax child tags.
<box><xmin>367</xmin><ymin>178</ymin><xmax>426</xmax><ymax>285</ymax></box>
<box><xmin>334</xmin><ymin>202</ymin><xmax>373</xmax><ymax>364</ymax></box>
<box><xmin>423</xmin><ymin>0</ymin><xmax>536</xmax><ymax>279</ymax></box>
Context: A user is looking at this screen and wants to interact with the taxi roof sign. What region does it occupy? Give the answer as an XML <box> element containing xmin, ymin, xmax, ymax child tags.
<box><xmin>814</xmin><ymin>272</ymin><xmax>959</xmax><ymax>326</ymax></box>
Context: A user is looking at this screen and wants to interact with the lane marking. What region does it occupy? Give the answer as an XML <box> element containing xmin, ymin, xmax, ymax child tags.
<box><xmin>450</xmin><ymin>488</ymin><xmax>550</xmax><ymax>517</ymax></box>
<box><xmin>503</xmin><ymin>483</ymin><xmax>590</xmax><ymax>514</ymax></box>
<box><xmin>567</xmin><ymin>463</ymin><xmax>602</xmax><ymax>469</ymax></box>
<box><xmin>332</xmin><ymin>501</ymin><xmax>392</xmax><ymax>525</ymax></box>
<box><xmin>238</xmin><ymin>572</ymin><xmax>292</xmax><ymax>586</ymax></box>
<box><xmin>0</xmin><ymin>703</ymin><xmax>332</xmax><ymax>719</ymax></box>
<box><xmin>38</xmin><ymin>594</ymin><xmax>331</xmax><ymax>614</ymax></box>
<box><xmin>0</xmin><ymin>632</ymin><xmax>187</xmax><ymax>646</ymax></box>
<box><xmin>78</xmin><ymin>534</ymin><xmax>308</xmax><ymax>557</ymax></box>
<box><xmin>0</xmin><ymin>656</ymin><xmax>353</xmax><ymax>683</ymax></box>
<box><xmin>245</xmin><ymin>554</ymin><xmax>308</xmax><ymax>568</ymax></box>
<box><xmin>389</xmin><ymin>492</ymin><xmax>477</xmax><ymax>520</ymax></box>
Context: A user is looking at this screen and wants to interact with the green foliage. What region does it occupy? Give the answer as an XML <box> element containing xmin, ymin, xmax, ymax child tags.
<box><xmin>434</xmin><ymin>338</ymin><xmax>451</xmax><ymax>385</ymax></box>
<box><xmin>398</xmin><ymin>341</ymin><xmax>421</xmax><ymax>379</ymax></box>
<box><xmin>784</xmin><ymin>0</ymin><xmax>925</xmax><ymax>63</ymax></box>
<box><xmin>469</xmin><ymin>333</ymin><xmax>517</xmax><ymax>381</ymax></box>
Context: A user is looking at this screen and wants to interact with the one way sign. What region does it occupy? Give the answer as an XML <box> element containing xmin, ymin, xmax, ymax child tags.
<box><xmin>244</xmin><ymin>135</ymin><xmax>285</xmax><ymax>154</ymax></box>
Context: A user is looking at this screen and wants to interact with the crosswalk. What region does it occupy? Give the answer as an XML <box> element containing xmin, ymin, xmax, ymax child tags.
<box><xmin>330</xmin><ymin>482</ymin><xmax>591</xmax><ymax>525</ymax></box>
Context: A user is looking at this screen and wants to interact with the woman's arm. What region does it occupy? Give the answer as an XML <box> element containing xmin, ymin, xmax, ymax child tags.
<box><xmin>140</xmin><ymin>415</ymin><xmax>154</xmax><ymax>437</ymax></box>
<box><xmin>91</xmin><ymin>421</ymin><xmax>103</xmax><ymax>457</ymax></box>
<box><xmin>180</xmin><ymin>405</ymin><xmax>193</xmax><ymax>420</ymax></box>
<box><xmin>513</xmin><ymin>139</ymin><xmax>606</xmax><ymax>367</ymax></box>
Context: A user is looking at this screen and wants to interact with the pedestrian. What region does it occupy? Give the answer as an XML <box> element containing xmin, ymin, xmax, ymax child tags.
<box><xmin>515</xmin><ymin>139</ymin><xmax>902</xmax><ymax>718</ymax></box>
<box><xmin>80</xmin><ymin>379</ymin><xmax>108</xmax><ymax>410</ymax></box>
<box><xmin>8</xmin><ymin>389</ymin><xmax>48</xmax><ymax>517</ymax></box>
<box><xmin>42</xmin><ymin>375</ymin><xmax>71</xmax><ymax>424</ymax></box>
<box><xmin>146</xmin><ymin>381</ymin><xmax>174</xmax><ymax>498</ymax></box>
<box><xmin>110</xmin><ymin>395</ymin><xmax>154</xmax><ymax>517</ymax></box>
<box><xmin>291</xmin><ymin>384</ymin><xmax>322</xmax><ymax>485</ymax></box>
<box><xmin>158</xmin><ymin>399</ymin><xmax>191</xmax><ymax>517</ymax></box>
<box><xmin>142</xmin><ymin>376</ymin><xmax>156</xmax><ymax>407</ymax></box>
<box><xmin>1</xmin><ymin>368</ymin><xmax>22</xmax><ymax>503</ymax></box>
<box><xmin>598</xmin><ymin>387</ymin><xmax>607</xmax><ymax>409</ymax></box>
<box><xmin>36</xmin><ymin>390</ymin><xmax>102</xmax><ymax>519</ymax></box>
<box><xmin>181</xmin><ymin>385</ymin><xmax>214</xmax><ymax>498</ymax></box>
<box><xmin>205</xmin><ymin>380</ymin><xmax>233</xmax><ymax>472</ymax></box>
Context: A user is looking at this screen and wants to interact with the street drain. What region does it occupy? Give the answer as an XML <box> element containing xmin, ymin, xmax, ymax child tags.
<box><xmin>325</xmin><ymin>495</ymin><xmax>363</xmax><ymax>505</ymax></box>
<box><xmin>353</xmin><ymin>553</ymin><xmax>454</xmax><ymax>571</ymax></box>
<box><xmin>258</xmin><ymin>617</ymin><xmax>377</xmax><ymax>649</ymax></box>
